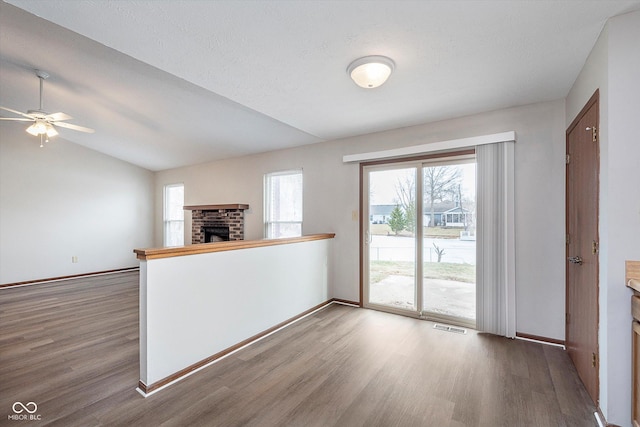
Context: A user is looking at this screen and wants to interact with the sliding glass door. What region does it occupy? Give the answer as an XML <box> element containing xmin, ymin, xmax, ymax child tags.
<box><xmin>364</xmin><ymin>164</ymin><xmax>418</xmax><ymax>314</ymax></box>
<box><xmin>421</xmin><ymin>160</ymin><xmax>476</xmax><ymax>326</ymax></box>
<box><xmin>363</xmin><ymin>155</ymin><xmax>476</xmax><ymax>327</ymax></box>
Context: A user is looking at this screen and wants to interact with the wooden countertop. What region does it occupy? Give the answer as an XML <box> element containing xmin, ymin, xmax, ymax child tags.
<box><xmin>627</xmin><ymin>260</ymin><xmax>640</xmax><ymax>293</ymax></box>
<box><xmin>134</xmin><ymin>233</ymin><xmax>335</xmax><ymax>261</ymax></box>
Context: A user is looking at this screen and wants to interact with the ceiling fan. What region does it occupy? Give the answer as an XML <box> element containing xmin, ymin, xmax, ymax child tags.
<box><xmin>0</xmin><ymin>69</ymin><xmax>94</xmax><ymax>147</ymax></box>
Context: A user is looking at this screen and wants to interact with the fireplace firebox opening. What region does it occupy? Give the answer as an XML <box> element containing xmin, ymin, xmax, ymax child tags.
<box><xmin>203</xmin><ymin>226</ymin><xmax>230</xmax><ymax>243</ymax></box>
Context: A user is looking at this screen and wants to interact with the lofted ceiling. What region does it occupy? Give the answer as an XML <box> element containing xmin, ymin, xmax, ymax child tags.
<box><xmin>1</xmin><ymin>0</ymin><xmax>639</xmax><ymax>171</ymax></box>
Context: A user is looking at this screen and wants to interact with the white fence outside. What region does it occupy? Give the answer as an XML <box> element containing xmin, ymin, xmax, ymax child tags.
<box><xmin>369</xmin><ymin>235</ymin><xmax>476</xmax><ymax>264</ymax></box>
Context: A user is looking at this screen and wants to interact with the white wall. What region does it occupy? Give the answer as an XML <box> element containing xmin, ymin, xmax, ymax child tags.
<box><xmin>139</xmin><ymin>238</ymin><xmax>331</xmax><ymax>387</ymax></box>
<box><xmin>566</xmin><ymin>10</ymin><xmax>640</xmax><ymax>427</ymax></box>
<box><xmin>155</xmin><ymin>99</ymin><xmax>567</xmax><ymax>340</ymax></box>
<box><xmin>0</xmin><ymin>126</ymin><xmax>155</xmax><ymax>284</ymax></box>
<box><xmin>607</xmin><ymin>14</ymin><xmax>640</xmax><ymax>426</ymax></box>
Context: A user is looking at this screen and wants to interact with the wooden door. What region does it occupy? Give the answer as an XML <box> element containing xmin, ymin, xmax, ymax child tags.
<box><xmin>566</xmin><ymin>90</ymin><xmax>600</xmax><ymax>405</ymax></box>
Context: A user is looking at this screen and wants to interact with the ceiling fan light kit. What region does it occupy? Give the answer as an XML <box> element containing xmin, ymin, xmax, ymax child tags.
<box><xmin>0</xmin><ymin>69</ymin><xmax>94</xmax><ymax>147</ymax></box>
<box><xmin>347</xmin><ymin>55</ymin><xmax>395</xmax><ymax>89</ymax></box>
<box><xmin>26</xmin><ymin>120</ymin><xmax>58</xmax><ymax>137</ymax></box>
<box><xmin>25</xmin><ymin>121</ymin><xmax>45</xmax><ymax>136</ymax></box>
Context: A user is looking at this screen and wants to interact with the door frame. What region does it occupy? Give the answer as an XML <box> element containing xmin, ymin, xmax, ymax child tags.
<box><xmin>565</xmin><ymin>89</ymin><xmax>600</xmax><ymax>404</ymax></box>
<box><xmin>358</xmin><ymin>149</ymin><xmax>475</xmax><ymax>320</ymax></box>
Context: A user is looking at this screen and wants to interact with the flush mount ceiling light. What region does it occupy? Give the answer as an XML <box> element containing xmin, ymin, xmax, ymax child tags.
<box><xmin>347</xmin><ymin>55</ymin><xmax>395</xmax><ymax>89</ymax></box>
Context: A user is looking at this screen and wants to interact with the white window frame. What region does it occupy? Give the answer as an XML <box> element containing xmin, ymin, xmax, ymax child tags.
<box><xmin>264</xmin><ymin>169</ymin><xmax>303</xmax><ymax>239</ymax></box>
<box><xmin>163</xmin><ymin>183</ymin><xmax>184</xmax><ymax>246</ymax></box>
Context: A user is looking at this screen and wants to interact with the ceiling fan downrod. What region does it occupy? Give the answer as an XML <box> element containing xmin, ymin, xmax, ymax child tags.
<box><xmin>35</xmin><ymin>70</ymin><xmax>49</xmax><ymax>111</ymax></box>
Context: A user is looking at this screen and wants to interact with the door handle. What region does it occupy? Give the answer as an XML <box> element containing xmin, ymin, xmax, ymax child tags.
<box><xmin>568</xmin><ymin>256</ymin><xmax>583</xmax><ymax>265</ymax></box>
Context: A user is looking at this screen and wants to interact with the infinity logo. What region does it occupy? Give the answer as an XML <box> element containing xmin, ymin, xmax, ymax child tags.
<box><xmin>12</xmin><ymin>401</ymin><xmax>38</xmax><ymax>414</ymax></box>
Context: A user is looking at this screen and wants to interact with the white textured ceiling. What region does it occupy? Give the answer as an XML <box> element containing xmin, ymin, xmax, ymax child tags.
<box><xmin>1</xmin><ymin>0</ymin><xmax>639</xmax><ymax>171</ymax></box>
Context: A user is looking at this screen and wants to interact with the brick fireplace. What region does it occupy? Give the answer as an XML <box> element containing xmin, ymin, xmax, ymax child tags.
<box><xmin>184</xmin><ymin>204</ymin><xmax>249</xmax><ymax>244</ymax></box>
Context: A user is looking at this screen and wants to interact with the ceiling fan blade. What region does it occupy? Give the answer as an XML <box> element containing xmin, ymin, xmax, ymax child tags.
<box><xmin>46</xmin><ymin>112</ymin><xmax>73</xmax><ymax>121</ymax></box>
<box><xmin>0</xmin><ymin>106</ymin><xmax>35</xmax><ymax>119</ymax></box>
<box><xmin>0</xmin><ymin>117</ymin><xmax>34</xmax><ymax>121</ymax></box>
<box><xmin>54</xmin><ymin>121</ymin><xmax>95</xmax><ymax>133</ymax></box>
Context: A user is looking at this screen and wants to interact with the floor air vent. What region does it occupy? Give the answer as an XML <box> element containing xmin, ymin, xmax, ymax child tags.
<box><xmin>433</xmin><ymin>324</ymin><xmax>467</xmax><ymax>334</ymax></box>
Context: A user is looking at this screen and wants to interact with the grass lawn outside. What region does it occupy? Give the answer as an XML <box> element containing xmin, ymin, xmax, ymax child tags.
<box><xmin>370</xmin><ymin>260</ymin><xmax>475</xmax><ymax>284</ymax></box>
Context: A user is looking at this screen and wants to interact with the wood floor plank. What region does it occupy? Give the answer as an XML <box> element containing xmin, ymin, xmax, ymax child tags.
<box><xmin>0</xmin><ymin>272</ymin><xmax>597</xmax><ymax>426</ymax></box>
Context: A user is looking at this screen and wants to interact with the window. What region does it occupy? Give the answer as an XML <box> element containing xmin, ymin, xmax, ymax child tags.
<box><xmin>264</xmin><ymin>170</ymin><xmax>303</xmax><ymax>238</ymax></box>
<box><xmin>163</xmin><ymin>183</ymin><xmax>184</xmax><ymax>246</ymax></box>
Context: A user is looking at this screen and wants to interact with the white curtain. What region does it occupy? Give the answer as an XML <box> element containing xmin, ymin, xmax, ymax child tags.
<box><xmin>476</xmin><ymin>142</ymin><xmax>516</xmax><ymax>337</ymax></box>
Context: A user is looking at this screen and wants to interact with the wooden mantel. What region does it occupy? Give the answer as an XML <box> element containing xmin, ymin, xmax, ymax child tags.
<box><xmin>183</xmin><ymin>204</ymin><xmax>249</xmax><ymax>211</ymax></box>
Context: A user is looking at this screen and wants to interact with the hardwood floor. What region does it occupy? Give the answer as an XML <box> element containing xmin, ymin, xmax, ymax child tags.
<box><xmin>0</xmin><ymin>271</ymin><xmax>596</xmax><ymax>426</ymax></box>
